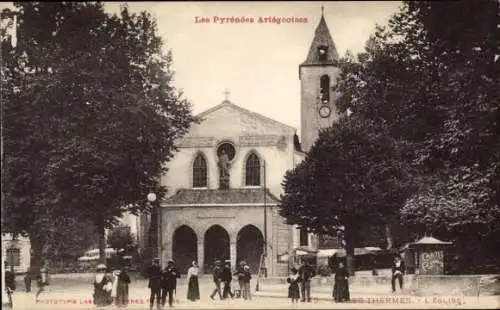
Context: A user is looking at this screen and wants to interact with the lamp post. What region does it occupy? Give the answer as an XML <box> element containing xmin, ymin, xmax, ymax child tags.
<box><xmin>147</xmin><ymin>193</ymin><xmax>158</xmax><ymax>259</ymax></box>
<box><xmin>262</xmin><ymin>160</ymin><xmax>267</xmax><ymax>276</ymax></box>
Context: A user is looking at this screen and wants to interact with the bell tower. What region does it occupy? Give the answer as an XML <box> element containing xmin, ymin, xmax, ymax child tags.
<box><xmin>299</xmin><ymin>7</ymin><xmax>342</xmax><ymax>152</ymax></box>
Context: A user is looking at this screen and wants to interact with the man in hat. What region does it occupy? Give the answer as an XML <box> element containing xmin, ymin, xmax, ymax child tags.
<box><xmin>209</xmin><ymin>260</ymin><xmax>223</xmax><ymax>300</ymax></box>
<box><xmin>146</xmin><ymin>258</ymin><xmax>162</xmax><ymax>310</ymax></box>
<box><xmin>161</xmin><ymin>259</ymin><xmax>180</xmax><ymax>308</ymax></box>
<box><xmin>298</xmin><ymin>261</ymin><xmax>315</xmax><ymax>302</ymax></box>
<box><xmin>4</xmin><ymin>262</ymin><xmax>15</xmax><ymax>307</ymax></box>
<box><xmin>222</xmin><ymin>261</ymin><xmax>234</xmax><ymax>299</ymax></box>
<box><xmin>391</xmin><ymin>254</ymin><xmax>406</xmax><ymax>293</ymax></box>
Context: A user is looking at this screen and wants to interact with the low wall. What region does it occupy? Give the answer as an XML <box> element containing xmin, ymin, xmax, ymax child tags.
<box><xmin>257</xmin><ymin>275</ymin><xmax>498</xmax><ymax>296</ymax></box>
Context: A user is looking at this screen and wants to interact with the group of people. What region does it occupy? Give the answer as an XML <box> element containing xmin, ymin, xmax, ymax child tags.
<box><xmin>4</xmin><ymin>262</ymin><xmax>50</xmax><ymax>306</ymax></box>
<box><xmin>146</xmin><ymin>258</ymin><xmax>181</xmax><ymax>309</ymax></box>
<box><xmin>286</xmin><ymin>261</ymin><xmax>318</xmax><ymax>303</ymax></box>
<box><xmin>209</xmin><ymin>260</ymin><xmax>252</xmax><ymax>300</ymax></box>
<box><xmin>287</xmin><ymin>255</ymin><xmax>407</xmax><ymax>304</ymax></box>
<box><xmin>93</xmin><ymin>264</ymin><xmax>131</xmax><ymax>307</ymax></box>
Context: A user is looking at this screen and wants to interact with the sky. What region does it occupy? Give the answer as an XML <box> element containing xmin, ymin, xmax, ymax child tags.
<box><xmin>103</xmin><ymin>1</ymin><xmax>402</xmax><ymax>132</ymax></box>
<box><xmin>2</xmin><ymin>1</ymin><xmax>402</xmax><ymax>132</ymax></box>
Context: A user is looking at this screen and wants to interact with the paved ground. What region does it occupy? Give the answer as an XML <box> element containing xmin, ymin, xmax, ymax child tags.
<box><xmin>7</xmin><ymin>274</ymin><xmax>500</xmax><ymax>309</ymax></box>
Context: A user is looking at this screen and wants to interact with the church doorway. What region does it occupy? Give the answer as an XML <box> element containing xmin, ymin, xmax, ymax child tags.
<box><xmin>204</xmin><ymin>225</ymin><xmax>230</xmax><ymax>273</ymax></box>
<box><xmin>237</xmin><ymin>225</ymin><xmax>264</xmax><ymax>274</ymax></box>
<box><xmin>172</xmin><ymin>225</ymin><xmax>198</xmax><ymax>274</ymax></box>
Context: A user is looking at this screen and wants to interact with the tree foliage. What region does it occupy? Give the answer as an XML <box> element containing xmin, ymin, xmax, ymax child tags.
<box><xmin>2</xmin><ymin>2</ymin><xmax>194</xmax><ymax>266</ymax></box>
<box><xmin>336</xmin><ymin>0</ymin><xmax>499</xmax><ymax>235</ymax></box>
<box><xmin>279</xmin><ymin>117</ymin><xmax>413</xmax><ymax>273</ymax></box>
<box><xmin>107</xmin><ymin>225</ymin><xmax>134</xmax><ymax>252</ymax></box>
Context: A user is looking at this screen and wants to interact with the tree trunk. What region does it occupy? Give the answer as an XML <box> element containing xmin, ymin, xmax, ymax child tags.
<box><xmin>385</xmin><ymin>223</ymin><xmax>393</xmax><ymax>250</ymax></box>
<box><xmin>97</xmin><ymin>219</ymin><xmax>106</xmax><ymax>265</ymax></box>
<box><xmin>344</xmin><ymin>226</ymin><xmax>356</xmax><ymax>276</ymax></box>
<box><xmin>29</xmin><ymin>232</ymin><xmax>45</xmax><ymax>275</ymax></box>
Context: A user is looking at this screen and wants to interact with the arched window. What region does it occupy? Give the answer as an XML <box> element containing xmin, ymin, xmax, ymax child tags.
<box><xmin>245</xmin><ymin>153</ymin><xmax>261</xmax><ymax>186</ymax></box>
<box><xmin>193</xmin><ymin>153</ymin><xmax>207</xmax><ymax>188</ymax></box>
<box><xmin>6</xmin><ymin>248</ymin><xmax>20</xmax><ymax>267</ymax></box>
<box><xmin>320</xmin><ymin>75</ymin><xmax>330</xmax><ymax>103</ymax></box>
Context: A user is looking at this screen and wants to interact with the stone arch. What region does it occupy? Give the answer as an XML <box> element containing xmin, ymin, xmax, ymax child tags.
<box><xmin>204</xmin><ymin>225</ymin><xmax>230</xmax><ymax>273</ymax></box>
<box><xmin>236</xmin><ymin>224</ymin><xmax>264</xmax><ymax>274</ymax></box>
<box><xmin>191</xmin><ymin>151</ymin><xmax>208</xmax><ymax>188</ymax></box>
<box><xmin>242</xmin><ymin>150</ymin><xmax>263</xmax><ymax>187</ymax></box>
<box><xmin>172</xmin><ymin>225</ymin><xmax>198</xmax><ymax>274</ymax></box>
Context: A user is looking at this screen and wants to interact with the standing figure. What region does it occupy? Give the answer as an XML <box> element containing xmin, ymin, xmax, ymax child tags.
<box><xmin>93</xmin><ymin>264</ymin><xmax>113</xmax><ymax>307</ymax></box>
<box><xmin>222</xmin><ymin>261</ymin><xmax>234</xmax><ymax>299</ymax></box>
<box><xmin>234</xmin><ymin>261</ymin><xmax>246</xmax><ymax>299</ymax></box>
<box><xmin>186</xmin><ymin>261</ymin><xmax>200</xmax><ymax>302</ymax></box>
<box><xmin>147</xmin><ymin>258</ymin><xmax>162</xmax><ymax>310</ymax></box>
<box><xmin>4</xmin><ymin>263</ymin><xmax>16</xmax><ymax>307</ymax></box>
<box><xmin>116</xmin><ymin>267</ymin><xmax>131</xmax><ymax>307</ymax></box>
<box><xmin>217</xmin><ymin>150</ymin><xmax>231</xmax><ymax>189</ymax></box>
<box><xmin>391</xmin><ymin>255</ymin><xmax>406</xmax><ymax>293</ymax></box>
<box><xmin>287</xmin><ymin>267</ymin><xmax>301</xmax><ymax>303</ymax></box>
<box><xmin>24</xmin><ymin>268</ymin><xmax>32</xmax><ymax>292</ymax></box>
<box><xmin>332</xmin><ymin>262</ymin><xmax>350</xmax><ymax>302</ymax></box>
<box><xmin>298</xmin><ymin>261</ymin><xmax>316</xmax><ymax>302</ymax></box>
<box><xmin>209</xmin><ymin>261</ymin><xmax>223</xmax><ymax>300</ymax></box>
<box><xmin>111</xmin><ymin>269</ymin><xmax>119</xmax><ymax>304</ymax></box>
<box><xmin>35</xmin><ymin>267</ymin><xmax>49</xmax><ymax>302</ymax></box>
<box><xmin>161</xmin><ymin>260</ymin><xmax>180</xmax><ymax>308</ymax></box>
<box><xmin>242</xmin><ymin>264</ymin><xmax>252</xmax><ymax>300</ymax></box>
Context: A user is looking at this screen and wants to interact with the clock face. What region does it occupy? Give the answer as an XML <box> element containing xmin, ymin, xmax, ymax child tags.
<box><xmin>319</xmin><ymin>105</ymin><xmax>331</xmax><ymax>118</ymax></box>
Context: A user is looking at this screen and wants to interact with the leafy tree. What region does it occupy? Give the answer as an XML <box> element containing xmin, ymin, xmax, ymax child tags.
<box><xmin>2</xmin><ymin>2</ymin><xmax>194</xmax><ymax>268</ymax></box>
<box><xmin>279</xmin><ymin>117</ymin><xmax>413</xmax><ymax>274</ymax></box>
<box><xmin>335</xmin><ymin>0</ymin><xmax>499</xmax><ymax>268</ymax></box>
<box><xmin>107</xmin><ymin>225</ymin><xmax>134</xmax><ymax>253</ymax></box>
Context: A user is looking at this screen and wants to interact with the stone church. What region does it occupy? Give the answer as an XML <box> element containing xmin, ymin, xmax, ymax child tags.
<box><xmin>154</xmin><ymin>10</ymin><xmax>342</xmax><ymax>276</ymax></box>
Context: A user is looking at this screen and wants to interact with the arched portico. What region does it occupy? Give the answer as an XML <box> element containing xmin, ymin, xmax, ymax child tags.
<box><xmin>172</xmin><ymin>225</ymin><xmax>198</xmax><ymax>274</ymax></box>
<box><xmin>204</xmin><ymin>225</ymin><xmax>230</xmax><ymax>273</ymax></box>
<box><xmin>237</xmin><ymin>224</ymin><xmax>264</xmax><ymax>273</ymax></box>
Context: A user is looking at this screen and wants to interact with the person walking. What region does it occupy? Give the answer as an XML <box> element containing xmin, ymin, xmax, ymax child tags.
<box><xmin>35</xmin><ymin>266</ymin><xmax>49</xmax><ymax>302</ymax></box>
<box><xmin>161</xmin><ymin>259</ymin><xmax>180</xmax><ymax>308</ymax></box>
<box><xmin>242</xmin><ymin>264</ymin><xmax>252</xmax><ymax>300</ymax></box>
<box><xmin>209</xmin><ymin>261</ymin><xmax>223</xmax><ymax>300</ymax></box>
<box><xmin>287</xmin><ymin>267</ymin><xmax>300</xmax><ymax>303</ymax></box>
<box><xmin>298</xmin><ymin>261</ymin><xmax>316</xmax><ymax>302</ymax></box>
<box><xmin>391</xmin><ymin>254</ymin><xmax>406</xmax><ymax>293</ymax></box>
<box><xmin>222</xmin><ymin>261</ymin><xmax>234</xmax><ymax>299</ymax></box>
<box><xmin>116</xmin><ymin>266</ymin><xmax>131</xmax><ymax>307</ymax></box>
<box><xmin>186</xmin><ymin>261</ymin><xmax>200</xmax><ymax>302</ymax></box>
<box><xmin>24</xmin><ymin>268</ymin><xmax>32</xmax><ymax>293</ymax></box>
<box><xmin>4</xmin><ymin>263</ymin><xmax>16</xmax><ymax>307</ymax></box>
<box><xmin>147</xmin><ymin>258</ymin><xmax>162</xmax><ymax>310</ymax></box>
<box><xmin>332</xmin><ymin>262</ymin><xmax>350</xmax><ymax>302</ymax></box>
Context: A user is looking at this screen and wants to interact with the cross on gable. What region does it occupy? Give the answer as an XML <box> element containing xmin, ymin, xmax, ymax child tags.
<box><xmin>223</xmin><ymin>89</ymin><xmax>231</xmax><ymax>101</ymax></box>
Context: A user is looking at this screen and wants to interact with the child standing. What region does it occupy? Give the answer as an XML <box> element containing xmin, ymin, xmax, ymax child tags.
<box><xmin>287</xmin><ymin>267</ymin><xmax>301</xmax><ymax>303</ymax></box>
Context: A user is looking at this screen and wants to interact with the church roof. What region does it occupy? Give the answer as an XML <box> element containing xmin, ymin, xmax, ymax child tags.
<box><xmin>301</xmin><ymin>14</ymin><xmax>339</xmax><ymax>66</ymax></box>
<box><xmin>163</xmin><ymin>188</ymin><xmax>280</xmax><ymax>206</ymax></box>
<box><xmin>196</xmin><ymin>100</ymin><xmax>296</xmax><ymax>133</ymax></box>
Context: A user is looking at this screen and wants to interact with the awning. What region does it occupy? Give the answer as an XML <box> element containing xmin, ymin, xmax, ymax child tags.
<box><xmin>320</xmin><ymin>247</ymin><xmax>383</xmax><ymax>257</ymax></box>
<box><xmin>317</xmin><ymin>249</ymin><xmax>342</xmax><ymax>257</ymax></box>
<box><xmin>411</xmin><ymin>236</ymin><xmax>453</xmax><ymax>245</ymax></box>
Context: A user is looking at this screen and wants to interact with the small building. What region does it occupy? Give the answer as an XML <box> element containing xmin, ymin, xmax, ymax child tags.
<box><xmin>2</xmin><ymin>233</ymin><xmax>31</xmax><ymax>274</ymax></box>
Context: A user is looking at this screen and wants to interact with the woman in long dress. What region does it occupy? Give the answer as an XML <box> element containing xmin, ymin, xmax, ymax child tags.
<box><xmin>187</xmin><ymin>261</ymin><xmax>200</xmax><ymax>301</ymax></box>
<box><xmin>93</xmin><ymin>264</ymin><xmax>113</xmax><ymax>307</ymax></box>
<box><xmin>332</xmin><ymin>262</ymin><xmax>350</xmax><ymax>302</ymax></box>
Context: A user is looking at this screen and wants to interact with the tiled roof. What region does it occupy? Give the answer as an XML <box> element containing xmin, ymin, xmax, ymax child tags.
<box><xmin>301</xmin><ymin>15</ymin><xmax>339</xmax><ymax>65</ymax></box>
<box><xmin>164</xmin><ymin>188</ymin><xmax>280</xmax><ymax>205</ymax></box>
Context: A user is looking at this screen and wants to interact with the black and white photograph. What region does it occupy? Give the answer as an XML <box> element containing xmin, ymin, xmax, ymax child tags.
<box><xmin>1</xmin><ymin>1</ymin><xmax>499</xmax><ymax>309</ymax></box>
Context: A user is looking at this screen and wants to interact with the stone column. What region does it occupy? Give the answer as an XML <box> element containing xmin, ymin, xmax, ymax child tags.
<box><xmin>230</xmin><ymin>241</ymin><xmax>237</xmax><ymax>268</ymax></box>
<box><xmin>197</xmin><ymin>242</ymin><xmax>205</xmax><ymax>273</ymax></box>
<box><xmin>163</xmin><ymin>241</ymin><xmax>172</xmax><ymax>269</ymax></box>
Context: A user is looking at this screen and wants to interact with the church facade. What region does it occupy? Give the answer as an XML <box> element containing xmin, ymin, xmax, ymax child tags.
<box><xmin>156</xmin><ymin>10</ymin><xmax>342</xmax><ymax>276</ymax></box>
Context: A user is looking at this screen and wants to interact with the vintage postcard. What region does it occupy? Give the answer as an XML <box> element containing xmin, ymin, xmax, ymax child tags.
<box><xmin>1</xmin><ymin>1</ymin><xmax>499</xmax><ymax>309</ymax></box>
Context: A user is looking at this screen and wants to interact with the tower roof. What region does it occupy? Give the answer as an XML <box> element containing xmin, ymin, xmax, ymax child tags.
<box><xmin>301</xmin><ymin>13</ymin><xmax>339</xmax><ymax>65</ymax></box>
